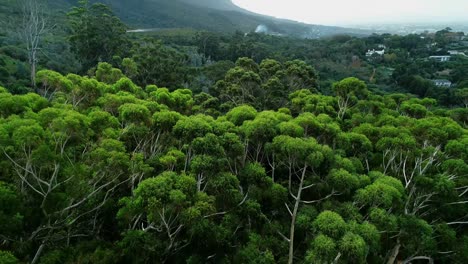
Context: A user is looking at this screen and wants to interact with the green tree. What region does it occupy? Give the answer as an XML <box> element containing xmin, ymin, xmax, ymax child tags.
<box><xmin>333</xmin><ymin>77</ymin><xmax>368</xmax><ymax>119</ymax></box>
<box><xmin>118</xmin><ymin>171</ymin><xmax>215</xmax><ymax>262</ymax></box>
<box><xmin>67</xmin><ymin>0</ymin><xmax>129</xmax><ymax>70</ymax></box>
<box><xmin>215</xmin><ymin>62</ymin><xmax>262</xmax><ymax>109</ymax></box>
<box><xmin>0</xmin><ymin>251</ymin><xmax>18</xmax><ymax>264</ymax></box>
<box><xmin>195</xmin><ymin>31</ymin><xmax>222</xmax><ymax>61</ymax></box>
<box><xmin>131</xmin><ymin>40</ymin><xmax>188</xmax><ymax>89</ymax></box>
<box><xmin>455</xmin><ymin>88</ymin><xmax>468</xmax><ymax>108</ymax></box>
<box><xmin>0</xmin><ymin>182</ymin><xmax>23</xmax><ymax>241</ymax></box>
<box><xmin>269</xmin><ymin>135</ymin><xmax>338</xmax><ymax>264</ymax></box>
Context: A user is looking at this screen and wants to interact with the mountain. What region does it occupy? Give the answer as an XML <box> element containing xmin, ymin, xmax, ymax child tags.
<box><xmin>179</xmin><ymin>0</ymin><xmax>241</xmax><ymax>11</ymax></box>
<box><xmin>0</xmin><ymin>0</ymin><xmax>369</xmax><ymax>38</ymax></box>
<box><xmin>64</xmin><ymin>0</ymin><xmax>368</xmax><ymax>38</ymax></box>
<box><xmin>0</xmin><ymin>0</ymin><xmax>366</xmax><ymax>38</ymax></box>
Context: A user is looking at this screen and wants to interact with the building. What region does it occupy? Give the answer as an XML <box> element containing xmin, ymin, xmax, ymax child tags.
<box><xmin>432</xmin><ymin>79</ymin><xmax>452</xmax><ymax>88</ymax></box>
<box><xmin>366</xmin><ymin>49</ymin><xmax>385</xmax><ymax>57</ymax></box>
<box><xmin>377</xmin><ymin>44</ymin><xmax>387</xmax><ymax>49</ymax></box>
<box><xmin>448</xmin><ymin>50</ymin><xmax>467</xmax><ymax>56</ymax></box>
<box><xmin>429</xmin><ymin>55</ymin><xmax>451</xmax><ymax>62</ymax></box>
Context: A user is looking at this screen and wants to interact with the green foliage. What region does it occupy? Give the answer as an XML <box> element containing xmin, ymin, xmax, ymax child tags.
<box><xmin>0</xmin><ymin>251</ymin><xmax>18</xmax><ymax>264</ymax></box>
<box><xmin>339</xmin><ymin>232</ymin><xmax>367</xmax><ymax>263</ymax></box>
<box><xmin>0</xmin><ymin>182</ymin><xmax>23</xmax><ymax>237</ymax></box>
<box><xmin>216</xmin><ymin>57</ymin><xmax>319</xmax><ymax>110</ymax></box>
<box><xmin>36</xmin><ymin>70</ymin><xmax>73</xmax><ymax>97</ymax></box>
<box><xmin>131</xmin><ymin>40</ymin><xmax>188</xmax><ymax>89</ymax></box>
<box><xmin>328</xmin><ymin>169</ymin><xmax>360</xmax><ymax>192</ymax></box>
<box><xmin>0</xmin><ymin>66</ymin><xmax>466</xmax><ymax>263</ymax></box>
<box><xmin>235</xmin><ymin>233</ymin><xmax>276</xmax><ymax>264</ymax></box>
<box><xmin>119</xmin><ymin>103</ymin><xmax>151</xmax><ymax>125</ymax></box>
<box><xmin>226</xmin><ymin>105</ymin><xmax>257</xmax><ymax>126</ymax></box>
<box><xmin>313</xmin><ymin>211</ymin><xmax>347</xmax><ymax>239</ymax></box>
<box><xmin>95</xmin><ymin>62</ymin><xmax>124</xmax><ymax>84</ymax></box>
<box><xmin>0</xmin><ymin>6</ymin><xmax>467</xmax><ymax>262</ymax></box>
<box><xmin>355</xmin><ymin>176</ymin><xmax>405</xmax><ymax>209</ymax></box>
<box><xmin>454</xmin><ymin>88</ymin><xmax>468</xmax><ymax>107</ymax></box>
<box><xmin>67</xmin><ymin>0</ymin><xmax>129</xmax><ymax>70</ymax></box>
<box><xmin>306</xmin><ymin>234</ymin><xmax>337</xmax><ymax>263</ymax></box>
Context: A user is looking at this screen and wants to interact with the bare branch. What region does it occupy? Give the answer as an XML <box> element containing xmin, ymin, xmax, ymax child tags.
<box><xmin>19</xmin><ymin>0</ymin><xmax>52</xmax><ymax>91</ymax></box>
<box><xmin>203</xmin><ymin>211</ymin><xmax>227</xmax><ymax>219</ymax></box>
<box><xmin>277</xmin><ymin>231</ymin><xmax>290</xmax><ymax>242</ymax></box>
<box><xmin>302</xmin><ymin>190</ymin><xmax>340</xmax><ymax>204</ymax></box>
<box><xmin>285</xmin><ymin>203</ymin><xmax>293</xmax><ymax>217</ymax></box>
<box><xmin>302</xmin><ymin>183</ymin><xmax>316</xmax><ymax>190</ymax></box>
<box><xmin>402</xmin><ymin>256</ymin><xmax>434</xmax><ymax>264</ymax></box>
<box><xmin>447</xmin><ymin>201</ymin><xmax>468</xmax><ymax>205</ymax></box>
<box><xmin>447</xmin><ymin>221</ymin><xmax>468</xmax><ymax>225</ymax></box>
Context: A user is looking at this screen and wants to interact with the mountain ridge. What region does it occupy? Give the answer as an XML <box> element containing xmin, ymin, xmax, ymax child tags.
<box><xmin>179</xmin><ymin>0</ymin><xmax>241</xmax><ymax>11</ymax></box>
<box><xmin>68</xmin><ymin>0</ymin><xmax>369</xmax><ymax>38</ymax></box>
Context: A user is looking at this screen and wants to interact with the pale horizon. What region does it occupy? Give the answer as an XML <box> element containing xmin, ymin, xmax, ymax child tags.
<box><xmin>232</xmin><ymin>0</ymin><xmax>468</xmax><ymax>26</ymax></box>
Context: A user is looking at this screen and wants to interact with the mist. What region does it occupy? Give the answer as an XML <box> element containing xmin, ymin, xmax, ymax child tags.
<box><xmin>232</xmin><ymin>0</ymin><xmax>468</xmax><ymax>26</ymax></box>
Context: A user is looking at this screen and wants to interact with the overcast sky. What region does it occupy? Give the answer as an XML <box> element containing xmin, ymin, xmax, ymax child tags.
<box><xmin>232</xmin><ymin>0</ymin><xmax>468</xmax><ymax>26</ymax></box>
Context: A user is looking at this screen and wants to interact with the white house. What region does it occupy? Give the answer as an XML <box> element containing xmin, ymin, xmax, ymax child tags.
<box><xmin>429</xmin><ymin>55</ymin><xmax>451</xmax><ymax>62</ymax></box>
<box><xmin>432</xmin><ymin>79</ymin><xmax>452</xmax><ymax>88</ymax></box>
<box><xmin>378</xmin><ymin>44</ymin><xmax>387</xmax><ymax>49</ymax></box>
<box><xmin>366</xmin><ymin>49</ymin><xmax>385</xmax><ymax>57</ymax></box>
<box><xmin>448</xmin><ymin>50</ymin><xmax>467</xmax><ymax>56</ymax></box>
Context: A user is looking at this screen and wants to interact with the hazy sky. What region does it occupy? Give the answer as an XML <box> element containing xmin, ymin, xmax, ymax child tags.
<box><xmin>232</xmin><ymin>0</ymin><xmax>468</xmax><ymax>26</ymax></box>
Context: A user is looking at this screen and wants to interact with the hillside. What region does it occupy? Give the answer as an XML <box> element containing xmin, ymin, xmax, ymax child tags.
<box><xmin>0</xmin><ymin>0</ymin><xmax>367</xmax><ymax>38</ymax></box>
<box><xmin>60</xmin><ymin>0</ymin><xmax>368</xmax><ymax>38</ymax></box>
<box><xmin>180</xmin><ymin>0</ymin><xmax>241</xmax><ymax>11</ymax></box>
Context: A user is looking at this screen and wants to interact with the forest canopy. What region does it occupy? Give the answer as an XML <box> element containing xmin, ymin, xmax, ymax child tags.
<box><xmin>0</xmin><ymin>1</ymin><xmax>467</xmax><ymax>264</ymax></box>
<box><xmin>0</xmin><ymin>60</ymin><xmax>467</xmax><ymax>263</ymax></box>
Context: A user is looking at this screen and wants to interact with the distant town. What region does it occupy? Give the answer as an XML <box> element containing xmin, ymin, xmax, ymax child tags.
<box><xmin>351</xmin><ymin>22</ymin><xmax>468</xmax><ymax>35</ymax></box>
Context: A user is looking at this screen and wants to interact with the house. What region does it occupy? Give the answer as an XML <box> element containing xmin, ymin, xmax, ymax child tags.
<box><xmin>448</xmin><ymin>50</ymin><xmax>467</xmax><ymax>56</ymax></box>
<box><xmin>429</xmin><ymin>55</ymin><xmax>451</xmax><ymax>62</ymax></box>
<box><xmin>432</xmin><ymin>79</ymin><xmax>452</xmax><ymax>88</ymax></box>
<box><xmin>366</xmin><ymin>49</ymin><xmax>385</xmax><ymax>57</ymax></box>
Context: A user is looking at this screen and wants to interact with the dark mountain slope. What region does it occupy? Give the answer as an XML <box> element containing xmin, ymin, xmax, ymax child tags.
<box><xmin>179</xmin><ymin>0</ymin><xmax>241</xmax><ymax>11</ymax></box>
<box><xmin>0</xmin><ymin>0</ymin><xmax>368</xmax><ymax>38</ymax></box>
<box><xmin>67</xmin><ymin>0</ymin><xmax>368</xmax><ymax>38</ymax></box>
<box><xmin>0</xmin><ymin>0</ymin><xmax>366</xmax><ymax>38</ymax></box>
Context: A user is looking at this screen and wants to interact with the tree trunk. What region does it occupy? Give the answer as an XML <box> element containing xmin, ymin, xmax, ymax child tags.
<box><xmin>31</xmin><ymin>242</ymin><xmax>45</xmax><ymax>264</ymax></box>
<box><xmin>31</xmin><ymin>56</ymin><xmax>37</xmax><ymax>93</ymax></box>
<box><xmin>288</xmin><ymin>165</ymin><xmax>307</xmax><ymax>264</ymax></box>
<box><xmin>332</xmin><ymin>252</ymin><xmax>342</xmax><ymax>264</ymax></box>
<box><xmin>403</xmin><ymin>256</ymin><xmax>434</xmax><ymax>264</ymax></box>
<box><xmin>387</xmin><ymin>239</ymin><xmax>401</xmax><ymax>264</ymax></box>
<box><xmin>21</xmin><ymin>0</ymin><xmax>48</xmax><ymax>94</ymax></box>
